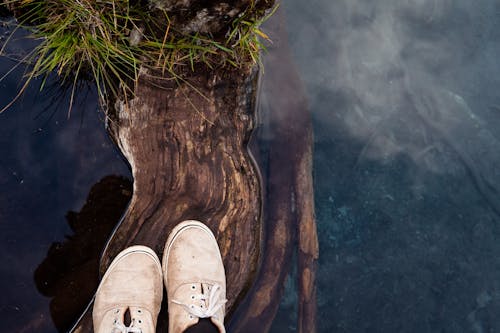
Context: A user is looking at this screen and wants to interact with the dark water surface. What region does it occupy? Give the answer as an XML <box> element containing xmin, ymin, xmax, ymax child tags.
<box><xmin>274</xmin><ymin>1</ymin><xmax>500</xmax><ymax>332</ymax></box>
<box><xmin>0</xmin><ymin>21</ymin><xmax>132</xmax><ymax>332</ymax></box>
<box><xmin>2</xmin><ymin>0</ymin><xmax>500</xmax><ymax>332</ymax></box>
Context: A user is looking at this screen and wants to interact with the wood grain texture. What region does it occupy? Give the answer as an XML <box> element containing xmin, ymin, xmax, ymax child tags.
<box><xmin>72</xmin><ymin>4</ymin><xmax>319</xmax><ymax>332</ymax></box>
<box><xmin>107</xmin><ymin>66</ymin><xmax>263</xmax><ymax>311</ymax></box>
<box><xmin>72</xmin><ymin>64</ymin><xmax>264</xmax><ymax>332</ymax></box>
<box><xmin>228</xmin><ymin>5</ymin><xmax>318</xmax><ymax>331</ymax></box>
<box><xmin>4</xmin><ymin>1</ymin><xmax>318</xmax><ymax>332</ymax></box>
<box><xmin>296</xmin><ymin>125</ymin><xmax>319</xmax><ymax>333</ymax></box>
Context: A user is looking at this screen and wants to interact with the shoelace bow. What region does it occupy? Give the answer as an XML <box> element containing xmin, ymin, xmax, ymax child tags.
<box><xmin>172</xmin><ymin>283</ymin><xmax>227</xmax><ymax>319</ymax></box>
<box><xmin>112</xmin><ymin>320</ymin><xmax>142</xmax><ymax>333</ymax></box>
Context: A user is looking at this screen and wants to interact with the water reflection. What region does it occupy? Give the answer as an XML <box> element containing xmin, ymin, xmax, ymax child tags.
<box><xmin>0</xmin><ymin>20</ymin><xmax>131</xmax><ymax>332</ymax></box>
<box><xmin>34</xmin><ymin>175</ymin><xmax>131</xmax><ymax>332</ymax></box>
<box><xmin>283</xmin><ymin>0</ymin><xmax>500</xmax><ymax>331</ymax></box>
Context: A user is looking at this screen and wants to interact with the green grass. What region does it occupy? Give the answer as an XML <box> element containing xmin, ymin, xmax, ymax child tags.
<box><xmin>0</xmin><ymin>0</ymin><xmax>276</xmax><ymax>115</ymax></box>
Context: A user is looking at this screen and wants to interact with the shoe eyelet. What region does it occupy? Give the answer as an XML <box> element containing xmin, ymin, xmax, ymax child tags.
<box><xmin>113</xmin><ymin>319</ymin><xmax>117</xmax><ymax>324</ymax></box>
<box><xmin>115</xmin><ymin>309</ymin><xmax>120</xmax><ymax>314</ymax></box>
<box><xmin>191</xmin><ymin>285</ymin><xmax>196</xmax><ymax>290</ymax></box>
<box><xmin>191</xmin><ymin>295</ymin><xmax>195</xmax><ymax>300</ymax></box>
<box><xmin>189</xmin><ymin>315</ymin><xmax>194</xmax><ymax>319</ymax></box>
<box><xmin>137</xmin><ymin>309</ymin><xmax>142</xmax><ymax>313</ymax></box>
<box><xmin>138</xmin><ymin>320</ymin><xmax>142</xmax><ymax>324</ymax></box>
<box><xmin>190</xmin><ymin>305</ymin><xmax>195</xmax><ymax>309</ymax></box>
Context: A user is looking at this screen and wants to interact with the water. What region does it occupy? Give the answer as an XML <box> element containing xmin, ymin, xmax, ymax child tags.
<box><xmin>276</xmin><ymin>0</ymin><xmax>500</xmax><ymax>332</ymax></box>
<box><xmin>3</xmin><ymin>0</ymin><xmax>500</xmax><ymax>332</ymax></box>
<box><xmin>0</xmin><ymin>21</ymin><xmax>131</xmax><ymax>332</ymax></box>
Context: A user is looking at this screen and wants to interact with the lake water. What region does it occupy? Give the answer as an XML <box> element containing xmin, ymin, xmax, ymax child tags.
<box><xmin>3</xmin><ymin>0</ymin><xmax>500</xmax><ymax>332</ymax></box>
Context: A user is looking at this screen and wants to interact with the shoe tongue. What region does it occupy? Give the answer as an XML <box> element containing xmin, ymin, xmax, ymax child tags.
<box><xmin>113</xmin><ymin>306</ymin><xmax>128</xmax><ymax>322</ymax></box>
<box><xmin>194</xmin><ymin>283</ymin><xmax>209</xmax><ymax>308</ymax></box>
<box><xmin>200</xmin><ymin>282</ymin><xmax>211</xmax><ymax>296</ymax></box>
<box><xmin>124</xmin><ymin>307</ymin><xmax>132</xmax><ymax>326</ymax></box>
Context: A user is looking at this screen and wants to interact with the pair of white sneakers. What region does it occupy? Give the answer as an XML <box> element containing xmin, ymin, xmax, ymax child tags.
<box><xmin>92</xmin><ymin>220</ymin><xmax>227</xmax><ymax>333</ymax></box>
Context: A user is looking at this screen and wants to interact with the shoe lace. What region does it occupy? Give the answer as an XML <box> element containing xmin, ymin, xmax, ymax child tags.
<box><xmin>172</xmin><ymin>283</ymin><xmax>227</xmax><ymax>319</ymax></box>
<box><xmin>111</xmin><ymin>320</ymin><xmax>142</xmax><ymax>333</ymax></box>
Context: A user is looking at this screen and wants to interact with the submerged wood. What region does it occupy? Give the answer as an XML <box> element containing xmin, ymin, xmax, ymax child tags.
<box><xmin>228</xmin><ymin>7</ymin><xmax>319</xmax><ymax>332</ymax></box>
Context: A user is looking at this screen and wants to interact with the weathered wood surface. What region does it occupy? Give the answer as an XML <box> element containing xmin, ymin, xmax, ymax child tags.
<box><xmin>297</xmin><ymin>130</ymin><xmax>318</xmax><ymax>333</ymax></box>
<box><xmin>1</xmin><ymin>1</ymin><xmax>319</xmax><ymax>331</ymax></box>
<box><xmin>73</xmin><ymin>64</ymin><xmax>264</xmax><ymax>332</ymax></box>
<box><xmin>149</xmin><ymin>0</ymin><xmax>274</xmax><ymax>34</ymax></box>
<box><xmin>72</xmin><ymin>8</ymin><xmax>318</xmax><ymax>331</ymax></box>
<box><xmin>228</xmin><ymin>7</ymin><xmax>318</xmax><ymax>332</ymax></box>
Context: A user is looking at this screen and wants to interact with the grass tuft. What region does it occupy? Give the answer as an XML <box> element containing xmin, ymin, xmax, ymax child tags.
<box><xmin>0</xmin><ymin>0</ymin><xmax>276</xmax><ymax>115</ymax></box>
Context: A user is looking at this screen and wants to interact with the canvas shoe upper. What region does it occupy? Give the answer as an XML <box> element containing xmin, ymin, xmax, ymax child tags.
<box><xmin>163</xmin><ymin>220</ymin><xmax>227</xmax><ymax>333</ymax></box>
<box><xmin>93</xmin><ymin>245</ymin><xmax>163</xmax><ymax>333</ymax></box>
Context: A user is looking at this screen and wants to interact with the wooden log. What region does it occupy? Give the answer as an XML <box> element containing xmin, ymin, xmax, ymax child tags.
<box><xmin>73</xmin><ymin>64</ymin><xmax>264</xmax><ymax>331</ymax></box>
<box><xmin>228</xmin><ymin>5</ymin><xmax>319</xmax><ymax>332</ymax></box>
<box><xmin>296</xmin><ymin>127</ymin><xmax>319</xmax><ymax>333</ymax></box>
<box><xmin>2</xmin><ymin>1</ymin><xmax>318</xmax><ymax>331</ymax></box>
<box><xmin>262</xmin><ymin>9</ymin><xmax>319</xmax><ymax>331</ymax></box>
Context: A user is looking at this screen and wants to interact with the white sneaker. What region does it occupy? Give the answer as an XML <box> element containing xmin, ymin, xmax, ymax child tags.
<box><xmin>163</xmin><ymin>220</ymin><xmax>227</xmax><ymax>333</ymax></box>
<box><xmin>93</xmin><ymin>245</ymin><xmax>163</xmax><ymax>333</ymax></box>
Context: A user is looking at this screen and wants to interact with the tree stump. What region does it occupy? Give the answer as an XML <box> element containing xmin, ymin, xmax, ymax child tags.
<box><xmin>107</xmin><ymin>65</ymin><xmax>263</xmax><ymax>314</ymax></box>
<box><xmin>1</xmin><ymin>1</ymin><xmax>319</xmax><ymax>331</ymax></box>
<box><xmin>72</xmin><ymin>64</ymin><xmax>265</xmax><ymax>332</ymax></box>
<box><xmin>72</xmin><ymin>10</ymin><xmax>320</xmax><ymax>329</ymax></box>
